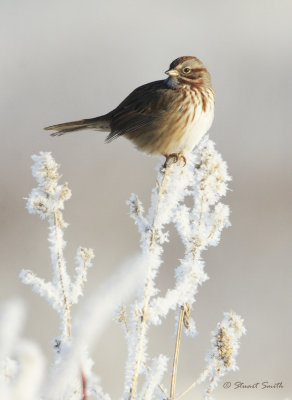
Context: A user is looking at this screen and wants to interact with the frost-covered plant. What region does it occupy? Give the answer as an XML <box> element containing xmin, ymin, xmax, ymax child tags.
<box><xmin>0</xmin><ymin>138</ymin><xmax>246</xmax><ymax>400</ymax></box>
<box><xmin>204</xmin><ymin>312</ymin><xmax>246</xmax><ymax>398</ymax></box>
<box><xmin>21</xmin><ymin>153</ymin><xmax>94</xmax><ymax>342</ymax></box>
<box><xmin>0</xmin><ymin>300</ymin><xmax>45</xmax><ymax>400</ymax></box>
<box><xmin>17</xmin><ymin>153</ymin><xmax>143</xmax><ymax>399</ymax></box>
<box><xmin>122</xmin><ymin>137</ymin><xmax>245</xmax><ymax>400</ymax></box>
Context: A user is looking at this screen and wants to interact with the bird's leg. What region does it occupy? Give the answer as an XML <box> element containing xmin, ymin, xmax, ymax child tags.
<box><xmin>163</xmin><ymin>153</ymin><xmax>187</xmax><ymax>169</ymax></box>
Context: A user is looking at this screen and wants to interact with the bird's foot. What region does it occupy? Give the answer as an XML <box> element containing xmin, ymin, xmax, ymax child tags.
<box><xmin>163</xmin><ymin>153</ymin><xmax>187</xmax><ymax>169</ymax></box>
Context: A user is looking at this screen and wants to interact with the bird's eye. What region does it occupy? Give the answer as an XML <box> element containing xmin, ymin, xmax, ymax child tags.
<box><xmin>183</xmin><ymin>67</ymin><xmax>191</xmax><ymax>74</ymax></box>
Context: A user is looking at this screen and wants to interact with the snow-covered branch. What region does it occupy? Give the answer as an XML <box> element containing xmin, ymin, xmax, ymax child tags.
<box><xmin>21</xmin><ymin>152</ymin><xmax>94</xmax><ymax>342</ymax></box>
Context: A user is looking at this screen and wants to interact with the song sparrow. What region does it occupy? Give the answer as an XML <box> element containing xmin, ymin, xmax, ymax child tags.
<box><xmin>45</xmin><ymin>56</ymin><xmax>215</xmax><ymax>164</ymax></box>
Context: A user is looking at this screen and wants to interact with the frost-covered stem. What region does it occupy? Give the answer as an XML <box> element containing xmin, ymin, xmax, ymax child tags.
<box><xmin>130</xmin><ymin>162</ymin><xmax>173</xmax><ymax>400</ymax></box>
<box><xmin>129</xmin><ymin>284</ymin><xmax>148</xmax><ymax>400</ymax></box>
<box><xmin>170</xmin><ymin>306</ymin><xmax>184</xmax><ymax>400</ymax></box>
<box><xmin>175</xmin><ymin>365</ymin><xmax>212</xmax><ymax>400</ymax></box>
<box><xmin>203</xmin><ymin>368</ymin><xmax>217</xmax><ymax>400</ymax></box>
<box><xmin>144</xmin><ymin>362</ymin><xmax>169</xmax><ymax>399</ymax></box>
<box><xmin>52</xmin><ymin>211</ymin><xmax>71</xmax><ymax>339</ymax></box>
<box><xmin>23</xmin><ymin>153</ymin><xmax>75</xmax><ymax>342</ymax></box>
<box><xmin>70</xmin><ymin>262</ymin><xmax>87</xmax><ymax>306</ymax></box>
<box><xmin>150</xmin><ymin>166</ymin><xmax>171</xmax><ymax>248</ymax></box>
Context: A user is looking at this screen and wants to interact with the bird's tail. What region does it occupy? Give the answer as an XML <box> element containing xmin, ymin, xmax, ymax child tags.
<box><xmin>44</xmin><ymin>116</ymin><xmax>110</xmax><ymax>136</ymax></box>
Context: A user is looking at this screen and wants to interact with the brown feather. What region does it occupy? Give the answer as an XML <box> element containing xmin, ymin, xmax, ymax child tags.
<box><xmin>44</xmin><ymin>117</ymin><xmax>110</xmax><ymax>136</ymax></box>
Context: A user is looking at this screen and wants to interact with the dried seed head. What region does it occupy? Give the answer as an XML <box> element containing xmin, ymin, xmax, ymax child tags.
<box><xmin>207</xmin><ymin>311</ymin><xmax>246</xmax><ymax>373</ymax></box>
<box><xmin>214</xmin><ymin>326</ymin><xmax>233</xmax><ymax>367</ymax></box>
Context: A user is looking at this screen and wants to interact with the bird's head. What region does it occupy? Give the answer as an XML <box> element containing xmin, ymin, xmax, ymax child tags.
<box><xmin>165</xmin><ymin>56</ymin><xmax>211</xmax><ymax>88</ymax></box>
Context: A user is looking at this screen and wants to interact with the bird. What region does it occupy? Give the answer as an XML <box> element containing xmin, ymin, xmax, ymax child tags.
<box><xmin>45</xmin><ymin>56</ymin><xmax>215</xmax><ymax>166</ymax></box>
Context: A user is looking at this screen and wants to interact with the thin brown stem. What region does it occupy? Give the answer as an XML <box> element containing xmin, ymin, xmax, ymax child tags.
<box><xmin>81</xmin><ymin>370</ymin><xmax>87</xmax><ymax>400</ymax></box>
<box><xmin>175</xmin><ymin>364</ymin><xmax>212</xmax><ymax>400</ymax></box>
<box><xmin>170</xmin><ymin>306</ymin><xmax>184</xmax><ymax>400</ymax></box>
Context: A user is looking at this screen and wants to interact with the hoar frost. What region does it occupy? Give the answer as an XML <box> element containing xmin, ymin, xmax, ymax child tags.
<box><xmin>0</xmin><ymin>139</ymin><xmax>246</xmax><ymax>400</ymax></box>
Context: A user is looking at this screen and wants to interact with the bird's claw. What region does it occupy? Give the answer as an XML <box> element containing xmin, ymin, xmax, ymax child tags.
<box><xmin>163</xmin><ymin>153</ymin><xmax>187</xmax><ymax>169</ymax></box>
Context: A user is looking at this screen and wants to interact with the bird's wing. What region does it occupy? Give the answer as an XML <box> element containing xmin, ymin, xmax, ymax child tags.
<box><xmin>105</xmin><ymin>80</ymin><xmax>177</xmax><ymax>142</ymax></box>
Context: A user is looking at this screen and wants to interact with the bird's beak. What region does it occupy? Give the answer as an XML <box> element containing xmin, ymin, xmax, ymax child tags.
<box><xmin>165</xmin><ymin>69</ymin><xmax>179</xmax><ymax>77</ymax></box>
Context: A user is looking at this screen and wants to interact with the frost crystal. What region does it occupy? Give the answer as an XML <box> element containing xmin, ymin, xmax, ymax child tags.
<box><xmin>121</xmin><ymin>138</ymin><xmax>244</xmax><ymax>400</ymax></box>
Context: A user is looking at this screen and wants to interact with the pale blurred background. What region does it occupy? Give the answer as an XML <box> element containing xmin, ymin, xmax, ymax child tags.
<box><xmin>0</xmin><ymin>0</ymin><xmax>291</xmax><ymax>398</ymax></box>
